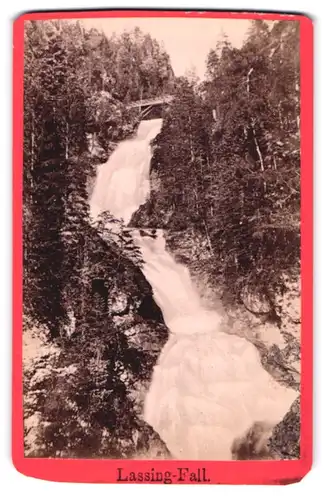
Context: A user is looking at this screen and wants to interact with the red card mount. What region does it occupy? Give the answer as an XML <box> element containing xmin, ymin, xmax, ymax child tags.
<box><xmin>12</xmin><ymin>10</ymin><xmax>313</xmax><ymax>485</ymax></box>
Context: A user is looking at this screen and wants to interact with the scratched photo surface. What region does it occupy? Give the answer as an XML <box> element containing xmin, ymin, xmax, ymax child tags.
<box><xmin>23</xmin><ymin>17</ymin><xmax>300</xmax><ymax>460</ymax></box>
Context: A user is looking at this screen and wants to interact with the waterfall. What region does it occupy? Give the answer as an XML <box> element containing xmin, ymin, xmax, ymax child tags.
<box><xmin>90</xmin><ymin>119</ymin><xmax>162</xmax><ymax>224</ymax></box>
<box><xmin>89</xmin><ymin>118</ymin><xmax>298</xmax><ymax>460</ymax></box>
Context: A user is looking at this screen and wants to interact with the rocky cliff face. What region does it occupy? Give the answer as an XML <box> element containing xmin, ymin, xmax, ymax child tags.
<box><xmin>130</xmin><ymin>192</ymin><xmax>301</xmax><ymax>459</ymax></box>
<box><xmin>166</xmin><ymin>230</ymin><xmax>301</xmax><ymax>459</ymax></box>
<box><xmin>23</xmin><ymin>239</ymin><xmax>170</xmax><ymax>459</ymax></box>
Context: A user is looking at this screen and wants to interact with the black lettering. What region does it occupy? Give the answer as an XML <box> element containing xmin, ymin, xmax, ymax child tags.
<box><xmin>117</xmin><ymin>468</ymin><xmax>128</xmax><ymax>481</ymax></box>
<box><xmin>177</xmin><ymin>467</ymin><xmax>189</xmax><ymax>481</ymax></box>
<box><xmin>203</xmin><ymin>468</ymin><xmax>210</xmax><ymax>482</ymax></box>
<box><xmin>164</xmin><ymin>471</ymin><xmax>172</xmax><ymax>484</ymax></box>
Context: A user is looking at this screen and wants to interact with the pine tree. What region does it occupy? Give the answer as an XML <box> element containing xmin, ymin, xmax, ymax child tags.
<box><xmin>143</xmin><ymin>20</ymin><xmax>300</xmax><ymax>302</ymax></box>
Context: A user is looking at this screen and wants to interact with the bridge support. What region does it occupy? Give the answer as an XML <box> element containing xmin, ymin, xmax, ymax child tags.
<box><xmin>127</xmin><ymin>95</ymin><xmax>173</xmax><ymax>120</ymax></box>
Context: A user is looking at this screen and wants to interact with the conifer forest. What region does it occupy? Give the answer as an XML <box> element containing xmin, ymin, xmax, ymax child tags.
<box><xmin>23</xmin><ymin>18</ymin><xmax>301</xmax><ymax>460</ymax></box>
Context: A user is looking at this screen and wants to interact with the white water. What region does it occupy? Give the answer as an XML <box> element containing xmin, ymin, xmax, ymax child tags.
<box><xmin>89</xmin><ymin>119</ymin><xmax>297</xmax><ymax>460</ymax></box>
<box><xmin>90</xmin><ymin>119</ymin><xmax>162</xmax><ymax>224</ymax></box>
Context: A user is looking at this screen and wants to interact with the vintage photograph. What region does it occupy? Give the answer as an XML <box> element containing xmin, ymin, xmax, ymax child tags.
<box><xmin>23</xmin><ymin>15</ymin><xmax>300</xmax><ymax>460</ymax></box>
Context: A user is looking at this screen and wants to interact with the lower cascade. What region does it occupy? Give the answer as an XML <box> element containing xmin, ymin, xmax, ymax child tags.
<box><xmin>89</xmin><ymin>119</ymin><xmax>298</xmax><ymax>460</ymax></box>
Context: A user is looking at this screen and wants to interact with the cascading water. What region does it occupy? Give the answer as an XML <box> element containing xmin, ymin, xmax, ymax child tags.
<box><xmin>90</xmin><ymin>119</ymin><xmax>163</xmax><ymax>224</ymax></box>
<box><xmin>89</xmin><ymin>119</ymin><xmax>298</xmax><ymax>460</ymax></box>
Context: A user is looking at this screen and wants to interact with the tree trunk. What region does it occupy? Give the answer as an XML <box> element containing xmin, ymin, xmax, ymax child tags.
<box><xmin>203</xmin><ymin>220</ymin><xmax>213</xmax><ymax>256</ymax></box>
<box><xmin>188</xmin><ymin>116</ymin><xmax>195</xmax><ymax>162</ymax></box>
<box><xmin>252</xmin><ymin>129</ymin><xmax>264</xmax><ymax>172</ymax></box>
<box><xmin>65</xmin><ymin>121</ymin><xmax>69</xmax><ymax>160</ymax></box>
<box><xmin>247</xmin><ymin>67</ymin><xmax>254</xmax><ymax>94</ymax></box>
<box><xmin>251</xmin><ymin>121</ymin><xmax>266</xmax><ymax>193</ymax></box>
<box><xmin>247</xmin><ymin>68</ymin><xmax>265</xmax><ymax>183</ymax></box>
<box><xmin>30</xmin><ymin>110</ymin><xmax>35</xmax><ymax>191</ymax></box>
<box><xmin>273</xmin><ymin>154</ymin><xmax>277</xmax><ymax>170</ymax></box>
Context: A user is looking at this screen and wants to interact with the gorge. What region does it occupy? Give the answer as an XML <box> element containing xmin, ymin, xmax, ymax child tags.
<box><xmin>89</xmin><ymin>118</ymin><xmax>298</xmax><ymax>460</ymax></box>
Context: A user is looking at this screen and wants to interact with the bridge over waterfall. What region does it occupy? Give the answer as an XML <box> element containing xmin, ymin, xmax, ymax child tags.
<box><xmin>127</xmin><ymin>95</ymin><xmax>173</xmax><ymax>120</ymax></box>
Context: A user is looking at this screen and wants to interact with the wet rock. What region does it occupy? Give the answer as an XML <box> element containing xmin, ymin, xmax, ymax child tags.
<box><xmin>259</xmin><ymin>343</ymin><xmax>300</xmax><ymax>391</ymax></box>
<box><xmin>110</xmin><ymin>290</ymin><xmax>129</xmax><ymax>315</ymax></box>
<box><xmin>269</xmin><ymin>397</ymin><xmax>300</xmax><ymax>459</ymax></box>
<box><xmin>275</xmin><ymin>277</ymin><xmax>301</xmax><ymax>342</ymax></box>
<box><xmin>125</xmin><ymin>322</ymin><xmax>168</xmax><ymax>354</ymax></box>
<box><xmin>240</xmin><ymin>288</ymin><xmax>272</xmax><ymax>315</ymax></box>
<box><xmin>23</xmin><ymin>321</ymin><xmax>61</xmax><ymax>455</ymax></box>
<box><xmin>129</xmin><ymin>199</ymin><xmax>153</xmax><ymax>227</ymax></box>
<box><xmin>137</xmin><ymin>294</ymin><xmax>165</xmax><ymax>323</ymax></box>
<box><xmin>129</xmin><ymin>420</ymin><xmax>171</xmax><ymax>459</ymax></box>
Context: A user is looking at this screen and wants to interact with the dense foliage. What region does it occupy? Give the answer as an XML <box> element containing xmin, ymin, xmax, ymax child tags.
<box><xmin>24</xmin><ymin>19</ymin><xmax>174</xmax><ymax>331</ymax></box>
<box><xmin>23</xmin><ymin>19</ymin><xmax>173</xmax><ymax>457</ymax></box>
<box><xmin>138</xmin><ymin>20</ymin><xmax>300</xmax><ymax>305</ymax></box>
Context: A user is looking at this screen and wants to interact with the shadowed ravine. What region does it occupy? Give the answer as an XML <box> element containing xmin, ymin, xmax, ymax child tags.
<box><xmin>89</xmin><ymin>119</ymin><xmax>298</xmax><ymax>460</ymax></box>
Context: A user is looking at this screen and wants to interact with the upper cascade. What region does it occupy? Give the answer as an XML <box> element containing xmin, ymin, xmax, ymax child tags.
<box><xmin>89</xmin><ymin>118</ymin><xmax>162</xmax><ymax>224</ymax></box>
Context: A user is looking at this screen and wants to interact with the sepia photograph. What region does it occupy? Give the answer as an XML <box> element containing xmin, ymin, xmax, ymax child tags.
<box><xmin>21</xmin><ymin>13</ymin><xmax>301</xmax><ymax>463</ymax></box>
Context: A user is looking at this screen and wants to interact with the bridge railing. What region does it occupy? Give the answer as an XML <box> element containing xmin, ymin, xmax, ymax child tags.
<box><xmin>126</xmin><ymin>95</ymin><xmax>173</xmax><ymax>109</ymax></box>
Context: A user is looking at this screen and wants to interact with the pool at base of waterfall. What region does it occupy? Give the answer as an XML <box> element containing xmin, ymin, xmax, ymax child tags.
<box><xmin>143</xmin><ymin>330</ymin><xmax>298</xmax><ymax>460</ymax></box>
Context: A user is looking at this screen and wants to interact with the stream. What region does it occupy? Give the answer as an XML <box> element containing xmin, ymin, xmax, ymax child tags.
<box><xmin>89</xmin><ymin>119</ymin><xmax>297</xmax><ymax>460</ymax></box>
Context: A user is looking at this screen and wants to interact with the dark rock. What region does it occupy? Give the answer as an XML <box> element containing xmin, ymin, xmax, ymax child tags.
<box><xmin>137</xmin><ymin>294</ymin><xmax>165</xmax><ymax>323</ymax></box>
<box><xmin>269</xmin><ymin>398</ymin><xmax>300</xmax><ymax>459</ymax></box>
